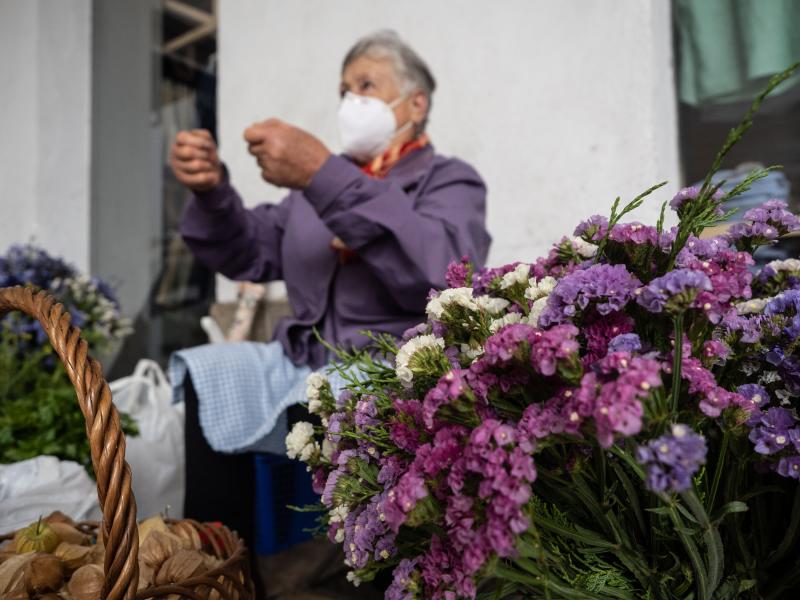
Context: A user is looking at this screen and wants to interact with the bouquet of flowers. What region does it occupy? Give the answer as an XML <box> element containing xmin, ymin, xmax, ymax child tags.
<box><xmin>0</xmin><ymin>243</ymin><xmax>135</xmax><ymax>473</ymax></box>
<box><xmin>287</xmin><ymin>68</ymin><xmax>800</xmax><ymax>599</ymax></box>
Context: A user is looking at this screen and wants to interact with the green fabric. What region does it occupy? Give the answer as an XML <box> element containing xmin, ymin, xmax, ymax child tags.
<box><xmin>675</xmin><ymin>0</ymin><xmax>800</xmax><ymax>105</ymax></box>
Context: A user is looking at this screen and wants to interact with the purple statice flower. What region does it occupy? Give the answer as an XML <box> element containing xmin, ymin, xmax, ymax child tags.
<box><xmin>669</xmin><ymin>186</ymin><xmax>725</xmax><ymax>217</ymax></box>
<box><xmin>385</xmin><ymin>469</ymin><xmax>429</xmax><ymax>532</ymax></box>
<box><xmin>354</xmin><ymin>395</ymin><xmax>379</xmax><ymax>429</ymax></box>
<box><xmin>529</xmin><ymin>324</ymin><xmax>580</xmax><ymax>376</ymax></box>
<box><xmin>608</xmin><ymin>333</ymin><xmax>642</xmax><ymax>354</ymax></box>
<box><xmin>472</xmin><ymin>262</ymin><xmax>520</xmax><ymax>295</ymax></box>
<box><xmin>635</xmin><ymin>269</ymin><xmax>712</xmax><ymax>314</ymax></box>
<box><xmin>728</xmin><ymin>200</ymin><xmax>800</xmax><ymax>247</ymax></box>
<box><xmin>386</xmin><ymin>558</ymin><xmax>421</xmax><ymax>600</ymax></box>
<box><xmin>680</xmin><ymin>356</ymin><xmax>751</xmax><ymax>418</ymax></box>
<box><xmin>482</xmin><ymin>323</ymin><xmax>538</xmax><ymax>364</ymax></box>
<box><xmin>765</xmin><ymin>289</ymin><xmax>800</xmax><ymax>339</ymax></box>
<box><xmin>777</xmin><ymin>456</ymin><xmax>800</xmax><ymax>479</ymax></box>
<box><xmin>765</xmin><ymin>347</ymin><xmax>800</xmax><ymax>395</ymax></box>
<box><xmin>574</xmin><ymin>215</ymin><xmax>609</xmax><ymax>242</ymax></box>
<box><xmin>676</xmin><ymin>235</ymin><xmax>731</xmax><ymax>263</ymax></box>
<box><xmin>702</xmin><ymin>339</ymin><xmax>731</xmax><ymax>365</ymax></box>
<box><xmin>608</xmin><ymin>222</ymin><xmax>676</xmax><ymax>252</ymax></box>
<box><xmin>423</xmin><ymin>370</ymin><xmax>470</xmax><ymax>429</ymax></box>
<box><xmin>321</xmin><ymin>469</ymin><xmax>341</xmax><ymax>507</ymax></box>
<box><xmin>748</xmin><ymin>407</ymin><xmax>797</xmax><ymax>455</ymax></box>
<box><xmin>378</xmin><ymin>455</ymin><xmax>408</xmax><ymax>487</ymax></box>
<box><xmin>721</xmin><ymin>311</ymin><xmax>771</xmax><ymax>344</ymax></box>
<box><xmin>539</xmin><ymin>264</ymin><xmax>642</xmax><ymax>326</ymax></box>
<box><xmin>445</xmin><ymin>256</ymin><xmax>472</xmax><ymax>288</ymax></box>
<box><xmin>583</xmin><ymin>311</ymin><xmax>635</xmax><ymax>365</ymax></box>
<box><xmin>636</xmin><ymin>424</ymin><xmax>707</xmax><ymax>493</ymax></box>
<box><xmin>676</xmin><ymin>241</ymin><xmax>754</xmax><ymax>323</ymax></box>
<box><xmin>327</xmin><ymin>411</ymin><xmax>350</xmax><ymax>444</ymax></box>
<box><xmin>419</xmin><ymin>535</ymin><xmax>477</xmax><ymax>599</ymax></box>
<box><xmin>529</xmin><ymin>240</ymin><xmax>584</xmax><ymax>281</ymax></box>
<box><xmin>389</xmin><ymin>399</ymin><xmax>425</xmax><ymax>452</ymax></box>
<box><xmin>737</xmin><ymin>384</ymin><xmax>770</xmax><ymax>409</ymax></box>
<box><xmin>402</xmin><ymin>322</ymin><xmax>430</xmax><ymax>342</ymax></box>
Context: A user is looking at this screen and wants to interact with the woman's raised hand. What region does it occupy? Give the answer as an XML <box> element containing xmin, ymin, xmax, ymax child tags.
<box><xmin>170</xmin><ymin>129</ymin><xmax>223</xmax><ymax>192</ymax></box>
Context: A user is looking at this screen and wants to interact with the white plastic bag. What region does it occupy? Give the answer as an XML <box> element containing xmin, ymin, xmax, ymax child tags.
<box><xmin>110</xmin><ymin>359</ymin><xmax>185</xmax><ymax>519</ymax></box>
<box><xmin>0</xmin><ymin>456</ymin><xmax>101</xmax><ymax>535</ymax></box>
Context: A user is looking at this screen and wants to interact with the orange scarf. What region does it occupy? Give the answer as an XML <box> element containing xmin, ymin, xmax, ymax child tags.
<box><xmin>361</xmin><ymin>133</ymin><xmax>430</xmax><ymax>179</ymax></box>
<box><xmin>334</xmin><ymin>134</ymin><xmax>431</xmax><ymax>264</ymax></box>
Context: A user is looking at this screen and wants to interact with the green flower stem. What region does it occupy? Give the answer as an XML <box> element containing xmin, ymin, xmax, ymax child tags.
<box><xmin>667</xmin><ymin>501</ymin><xmax>709</xmax><ymax>600</ymax></box>
<box><xmin>670</xmin><ymin>313</ymin><xmax>684</xmax><ymax>414</ymax></box>
<box><xmin>707</xmin><ymin>430</ymin><xmax>729</xmax><ymax>512</ymax></box>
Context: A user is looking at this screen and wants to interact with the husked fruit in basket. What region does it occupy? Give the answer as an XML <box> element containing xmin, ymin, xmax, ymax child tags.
<box><xmin>24</xmin><ymin>553</ymin><xmax>65</xmax><ymax>595</ymax></box>
<box><xmin>138</xmin><ymin>515</ymin><xmax>169</xmax><ymax>542</ymax></box>
<box><xmin>14</xmin><ymin>519</ymin><xmax>60</xmax><ymax>554</ymax></box>
<box><xmin>138</xmin><ymin>559</ymin><xmax>155</xmax><ymax>591</ymax></box>
<box><xmin>154</xmin><ymin>549</ymin><xmax>206</xmax><ymax>585</ymax></box>
<box><xmin>43</xmin><ymin>512</ymin><xmax>75</xmax><ymax>526</ymax></box>
<box><xmin>67</xmin><ymin>563</ymin><xmax>104</xmax><ymax>600</ymax></box>
<box><xmin>48</xmin><ymin>522</ymin><xmax>90</xmax><ymax>546</ymax></box>
<box><xmin>54</xmin><ymin>542</ymin><xmax>93</xmax><ymax>573</ymax></box>
<box><xmin>170</xmin><ymin>520</ymin><xmax>203</xmax><ymax>550</ymax></box>
<box><xmin>140</xmin><ymin>530</ymin><xmax>185</xmax><ymax>568</ymax></box>
<box><xmin>0</xmin><ymin>553</ymin><xmax>35</xmax><ymax>597</ymax></box>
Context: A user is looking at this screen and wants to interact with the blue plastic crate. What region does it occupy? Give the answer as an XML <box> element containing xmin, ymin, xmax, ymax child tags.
<box><xmin>253</xmin><ymin>452</ymin><xmax>319</xmax><ymax>555</ymax></box>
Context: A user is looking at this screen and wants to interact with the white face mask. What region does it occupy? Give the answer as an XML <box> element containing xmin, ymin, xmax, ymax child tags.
<box><xmin>338</xmin><ymin>92</ymin><xmax>411</xmax><ymax>163</ymax></box>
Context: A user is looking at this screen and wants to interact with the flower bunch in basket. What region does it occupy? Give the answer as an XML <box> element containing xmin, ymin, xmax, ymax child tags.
<box><xmin>287</xmin><ymin>67</ymin><xmax>800</xmax><ymax>599</ymax></box>
<box><xmin>0</xmin><ymin>243</ymin><xmax>132</xmax><ymax>353</ymax></box>
<box><xmin>0</xmin><ymin>243</ymin><xmax>135</xmax><ymax>472</ymax></box>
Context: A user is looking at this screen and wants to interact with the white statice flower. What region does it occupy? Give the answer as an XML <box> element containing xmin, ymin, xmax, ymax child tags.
<box><xmin>395</xmin><ymin>334</ymin><xmax>445</xmax><ymax>387</ymax></box>
<box><xmin>335</xmin><ymin>528</ymin><xmax>345</xmax><ymax>543</ymax></box>
<box><xmin>528</xmin><ymin>296</ymin><xmax>550</xmax><ymax>327</ymax></box>
<box><xmin>474</xmin><ymin>295</ymin><xmax>510</xmax><ymax>314</ymax></box>
<box><xmin>759</xmin><ymin>371</ymin><xmax>782</xmax><ymax>385</ymax></box>
<box><xmin>735</xmin><ymin>297</ymin><xmax>771</xmax><ymax>315</ymax></box>
<box><xmin>766</xmin><ymin>258</ymin><xmax>800</xmax><ymax>273</ymax></box>
<box><xmin>500</xmin><ymin>263</ymin><xmax>532</xmax><ymax>289</ymax></box>
<box><xmin>524</xmin><ymin>276</ymin><xmax>557</xmax><ymax>302</ymax></box>
<box><xmin>329</xmin><ymin>504</ymin><xmax>349</xmax><ymax>524</ymax></box>
<box><xmin>489</xmin><ymin>312</ymin><xmax>523</xmax><ymax>333</ymax></box>
<box><xmin>460</xmin><ymin>343</ymin><xmax>484</xmax><ymax>361</ymax></box>
<box><xmin>346</xmin><ymin>571</ymin><xmax>362</xmax><ymax>587</ymax></box>
<box><xmin>426</xmin><ymin>287</ymin><xmax>477</xmax><ymax>320</ymax></box>
<box><xmin>286</xmin><ymin>421</ymin><xmax>319</xmax><ymax>462</ymax></box>
<box><xmin>305</xmin><ymin>371</ymin><xmax>327</xmax><ymax>413</ymax></box>
<box><xmin>570</xmin><ymin>236</ymin><xmax>598</xmax><ymax>258</ymax></box>
<box><xmin>321</xmin><ymin>438</ymin><xmax>334</xmax><ymax>460</ymax></box>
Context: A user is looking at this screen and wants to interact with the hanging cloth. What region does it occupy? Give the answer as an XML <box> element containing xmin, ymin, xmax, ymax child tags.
<box><xmin>674</xmin><ymin>0</ymin><xmax>800</xmax><ymax>106</ymax></box>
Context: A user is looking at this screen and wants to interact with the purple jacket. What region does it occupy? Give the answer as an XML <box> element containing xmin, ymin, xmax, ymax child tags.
<box><xmin>181</xmin><ymin>145</ymin><xmax>490</xmax><ymax>369</ymax></box>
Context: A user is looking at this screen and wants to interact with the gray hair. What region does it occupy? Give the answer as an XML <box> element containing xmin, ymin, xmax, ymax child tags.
<box><xmin>342</xmin><ymin>30</ymin><xmax>436</xmax><ymax>131</ymax></box>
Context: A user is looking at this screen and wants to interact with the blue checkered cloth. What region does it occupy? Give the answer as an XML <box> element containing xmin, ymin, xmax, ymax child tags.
<box><xmin>169</xmin><ymin>341</ymin><xmax>349</xmax><ymax>454</ymax></box>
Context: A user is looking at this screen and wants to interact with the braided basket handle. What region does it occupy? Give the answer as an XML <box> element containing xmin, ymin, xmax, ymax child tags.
<box><xmin>0</xmin><ymin>286</ymin><xmax>139</xmax><ymax>600</ymax></box>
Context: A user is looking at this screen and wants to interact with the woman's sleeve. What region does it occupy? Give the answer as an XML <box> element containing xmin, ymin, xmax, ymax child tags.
<box><xmin>304</xmin><ymin>155</ymin><xmax>491</xmax><ymax>312</ymax></box>
<box><xmin>180</xmin><ymin>169</ymin><xmax>289</xmax><ymax>282</ymax></box>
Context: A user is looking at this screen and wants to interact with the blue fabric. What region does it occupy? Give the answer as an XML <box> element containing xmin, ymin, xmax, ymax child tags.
<box><xmin>169</xmin><ymin>341</ymin><xmax>352</xmax><ymax>454</ymax></box>
<box><xmin>703</xmin><ymin>168</ymin><xmax>791</xmax><ymax>223</ymax></box>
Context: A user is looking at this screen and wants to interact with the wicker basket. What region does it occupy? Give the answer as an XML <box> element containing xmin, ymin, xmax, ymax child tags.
<box><xmin>0</xmin><ymin>286</ymin><xmax>255</xmax><ymax>600</ymax></box>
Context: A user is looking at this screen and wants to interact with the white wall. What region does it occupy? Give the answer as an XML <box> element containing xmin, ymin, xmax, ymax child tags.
<box><xmin>0</xmin><ymin>0</ymin><xmax>92</xmax><ymax>272</ymax></box>
<box><xmin>216</xmin><ymin>0</ymin><xmax>681</xmax><ymax>300</ymax></box>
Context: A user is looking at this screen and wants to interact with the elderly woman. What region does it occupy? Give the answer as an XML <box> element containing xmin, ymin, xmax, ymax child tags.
<box><xmin>173</xmin><ymin>30</ymin><xmax>490</xmax><ymax>370</ymax></box>
<box><xmin>169</xmin><ymin>31</ymin><xmax>490</xmax><ymax>572</ymax></box>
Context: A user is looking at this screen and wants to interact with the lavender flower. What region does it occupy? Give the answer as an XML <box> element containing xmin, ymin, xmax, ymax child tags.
<box><xmin>608</xmin><ymin>333</ymin><xmax>642</xmax><ymax>354</ymax></box>
<box><xmin>539</xmin><ymin>264</ymin><xmax>642</xmax><ymax>326</ymax></box>
<box><xmin>669</xmin><ymin>186</ymin><xmax>725</xmax><ymax>218</ymax></box>
<box><xmin>748</xmin><ymin>407</ymin><xmax>796</xmax><ymax>455</ymax></box>
<box><xmin>728</xmin><ymin>200</ymin><xmax>800</xmax><ymax>248</ymax></box>
<box><xmin>636</xmin><ymin>424</ymin><xmax>707</xmax><ymax>493</ymax></box>
<box><xmin>635</xmin><ymin>269</ymin><xmax>712</xmax><ymax>314</ymax></box>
